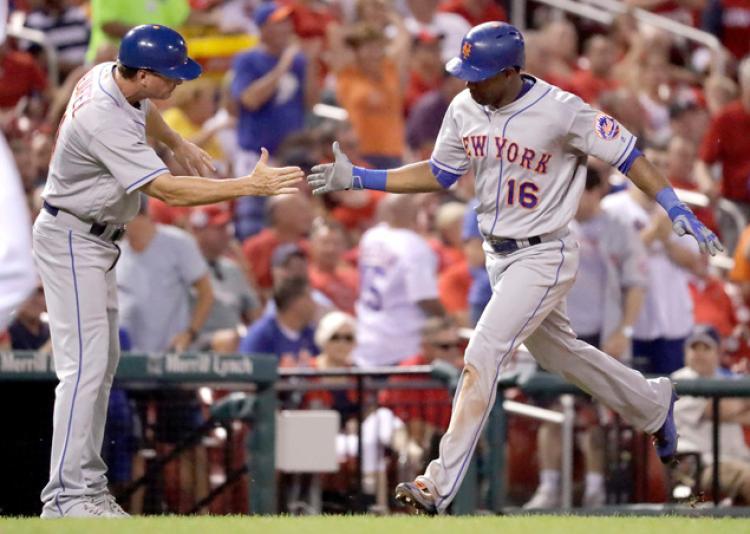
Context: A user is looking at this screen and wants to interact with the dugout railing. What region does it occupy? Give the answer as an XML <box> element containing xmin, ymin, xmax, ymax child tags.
<box><xmin>3</xmin><ymin>350</ymin><xmax>750</xmax><ymax>516</ymax></box>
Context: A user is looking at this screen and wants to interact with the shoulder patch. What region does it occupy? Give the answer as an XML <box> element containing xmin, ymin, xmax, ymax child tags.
<box><xmin>594</xmin><ymin>113</ymin><xmax>620</xmax><ymax>140</ymax></box>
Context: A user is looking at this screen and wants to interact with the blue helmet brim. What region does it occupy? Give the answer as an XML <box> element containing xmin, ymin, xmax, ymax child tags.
<box><xmin>445</xmin><ymin>57</ymin><xmax>495</xmax><ymax>82</ymax></box>
<box><xmin>160</xmin><ymin>57</ymin><xmax>202</xmax><ymax>81</ymax></box>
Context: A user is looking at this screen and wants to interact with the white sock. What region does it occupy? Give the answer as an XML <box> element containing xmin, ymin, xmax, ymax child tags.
<box><xmin>585</xmin><ymin>472</ymin><xmax>604</xmax><ymax>494</ymax></box>
<box><xmin>539</xmin><ymin>469</ymin><xmax>560</xmax><ymax>492</ymax></box>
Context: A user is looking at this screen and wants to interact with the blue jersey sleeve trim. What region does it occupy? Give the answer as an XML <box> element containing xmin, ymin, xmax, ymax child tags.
<box><xmin>126</xmin><ymin>167</ymin><xmax>168</xmax><ymax>193</ymax></box>
<box><xmin>431</xmin><ymin>156</ymin><xmax>468</xmax><ymax>175</ymax></box>
<box><xmin>618</xmin><ymin>147</ymin><xmax>642</xmax><ymax>175</ymax></box>
<box><xmin>430</xmin><ymin>161</ymin><xmax>462</xmax><ymax>189</ymax></box>
<box><xmin>613</xmin><ymin>135</ymin><xmax>635</xmax><ymax>169</ymax></box>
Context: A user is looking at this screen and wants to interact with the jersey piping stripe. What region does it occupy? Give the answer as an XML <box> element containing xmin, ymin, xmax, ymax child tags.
<box><xmin>436</xmin><ymin>238</ymin><xmax>566</xmax><ymax>510</ymax></box>
<box><xmin>126</xmin><ymin>167</ymin><xmax>168</xmax><ymax>193</ymax></box>
<box><xmin>613</xmin><ymin>135</ymin><xmax>635</xmax><ymax>169</ymax></box>
<box><xmin>98</xmin><ymin>67</ymin><xmax>120</xmax><ymax>108</ymax></box>
<box><xmin>133</xmin><ymin>120</ymin><xmax>146</xmax><ymax>128</ymax></box>
<box><xmin>431</xmin><ymin>156</ymin><xmax>469</xmax><ymax>175</ymax></box>
<box><xmin>488</xmin><ymin>87</ymin><xmax>552</xmax><ymax>237</ymax></box>
<box><xmin>54</xmin><ymin>231</ymin><xmax>85</xmax><ymax>515</ymax></box>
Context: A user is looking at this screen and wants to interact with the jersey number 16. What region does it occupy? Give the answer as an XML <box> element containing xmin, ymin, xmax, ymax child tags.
<box><xmin>506</xmin><ymin>179</ymin><xmax>539</xmax><ymax>209</ymax></box>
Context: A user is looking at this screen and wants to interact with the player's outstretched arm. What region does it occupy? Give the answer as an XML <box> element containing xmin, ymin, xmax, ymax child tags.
<box><xmin>140</xmin><ymin>147</ymin><xmax>303</xmax><ymax>206</ymax></box>
<box><xmin>627</xmin><ymin>155</ymin><xmax>723</xmax><ymax>256</ymax></box>
<box><xmin>307</xmin><ymin>142</ymin><xmax>444</xmax><ymax>195</ymax></box>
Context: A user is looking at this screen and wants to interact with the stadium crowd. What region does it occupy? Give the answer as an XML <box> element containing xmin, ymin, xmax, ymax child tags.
<box><xmin>3</xmin><ymin>0</ymin><xmax>750</xmax><ymax>516</ymax></box>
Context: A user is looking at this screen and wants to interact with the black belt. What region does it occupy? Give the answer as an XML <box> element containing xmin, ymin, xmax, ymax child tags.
<box><xmin>43</xmin><ymin>201</ymin><xmax>125</xmax><ymax>242</ymax></box>
<box><xmin>486</xmin><ymin>235</ymin><xmax>542</xmax><ymax>255</ymax></box>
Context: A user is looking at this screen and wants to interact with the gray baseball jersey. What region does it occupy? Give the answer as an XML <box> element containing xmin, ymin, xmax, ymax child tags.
<box><xmin>431</xmin><ymin>76</ymin><xmax>636</xmax><ymax>239</ymax></box>
<box><xmin>42</xmin><ymin>61</ymin><xmax>168</xmax><ymax>225</ymax></box>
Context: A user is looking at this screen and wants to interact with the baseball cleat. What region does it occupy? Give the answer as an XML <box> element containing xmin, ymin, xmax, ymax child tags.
<box><xmin>93</xmin><ymin>493</ymin><xmax>130</xmax><ymax>517</ymax></box>
<box><xmin>653</xmin><ymin>388</ymin><xmax>679</xmax><ymax>465</ymax></box>
<box><xmin>394</xmin><ymin>480</ymin><xmax>438</xmax><ymax>515</ymax></box>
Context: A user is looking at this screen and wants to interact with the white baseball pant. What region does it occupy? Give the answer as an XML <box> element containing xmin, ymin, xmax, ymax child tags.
<box><xmin>33</xmin><ymin>210</ymin><xmax>121</xmax><ymax>516</ymax></box>
<box><xmin>421</xmin><ymin>232</ymin><xmax>672</xmax><ymax>512</ymax></box>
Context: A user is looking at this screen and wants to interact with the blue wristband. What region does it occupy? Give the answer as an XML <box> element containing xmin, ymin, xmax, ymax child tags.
<box><xmin>352</xmin><ymin>166</ymin><xmax>387</xmax><ymax>191</ymax></box>
<box><xmin>655</xmin><ymin>187</ymin><xmax>681</xmax><ymax>214</ymax></box>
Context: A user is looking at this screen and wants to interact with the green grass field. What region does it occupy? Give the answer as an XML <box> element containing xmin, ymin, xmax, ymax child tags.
<box><xmin>1</xmin><ymin>516</ymin><xmax>748</xmax><ymax>534</ymax></box>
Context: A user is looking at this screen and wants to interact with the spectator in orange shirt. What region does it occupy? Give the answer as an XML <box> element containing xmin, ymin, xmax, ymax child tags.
<box><xmin>378</xmin><ymin>316</ymin><xmax>464</xmax><ymax>470</ymax></box>
<box><xmin>568</xmin><ymin>35</ymin><xmax>619</xmax><ymax>106</ymax></box>
<box><xmin>429</xmin><ymin>201</ymin><xmax>467</xmax><ymax>272</ymax></box>
<box><xmin>308</xmin><ymin>221</ymin><xmax>359</xmax><ymax>314</ymax></box>
<box><xmin>439</xmin><ymin>0</ymin><xmax>507</xmax><ymax>27</ymax></box>
<box><xmin>334</xmin><ymin>20</ymin><xmax>411</xmax><ymax>168</ymax></box>
<box><xmin>242</xmin><ymin>193</ymin><xmax>313</xmax><ymax>292</ymax></box>
<box><xmin>438</xmin><ymin>259</ymin><xmax>471</xmax><ymax>326</ymax></box>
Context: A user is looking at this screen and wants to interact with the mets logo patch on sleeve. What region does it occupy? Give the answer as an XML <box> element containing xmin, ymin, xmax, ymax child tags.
<box><xmin>594</xmin><ymin>113</ymin><xmax>620</xmax><ymax>140</ymax></box>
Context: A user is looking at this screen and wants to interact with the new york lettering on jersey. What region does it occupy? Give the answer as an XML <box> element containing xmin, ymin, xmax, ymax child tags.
<box><xmin>431</xmin><ymin>77</ymin><xmax>636</xmax><ymax>239</ymax></box>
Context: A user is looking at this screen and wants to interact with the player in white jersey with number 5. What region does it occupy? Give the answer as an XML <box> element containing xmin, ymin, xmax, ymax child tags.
<box><xmin>308</xmin><ymin>22</ymin><xmax>723</xmax><ymax>514</ymax></box>
<box><xmin>34</xmin><ymin>25</ymin><xmax>302</xmax><ymax>518</ymax></box>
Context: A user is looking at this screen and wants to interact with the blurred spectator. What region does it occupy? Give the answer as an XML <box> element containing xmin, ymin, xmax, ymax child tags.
<box><xmin>335</xmin><ymin>20</ymin><xmax>410</xmax><ymax>168</ymax></box>
<box><xmin>429</xmin><ymin>201</ymin><xmax>466</xmax><ymax>272</ymax></box>
<box><xmin>568</xmin><ymin>168</ymin><xmax>647</xmax><ymax>362</ymax></box>
<box><xmin>568</xmin><ymin>34</ymin><xmax>619</xmax><ymax>106</ymax></box>
<box><xmin>729</xmin><ymin>224</ymin><xmax>750</xmax><ymax>304</ymax></box>
<box><xmin>406</xmin><ymin>72</ymin><xmax>465</xmax><ymax>160</ymax></box>
<box><xmin>242</xmin><ymin>193</ymin><xmax>312</xmax><ymax>293</ymax></box>
<box><xmin>602</xmin><ymin>181</ymin><xmax>700</xmax><ymax>375</ymax></box>
<box><xmin>22</xmin><ymin>0</ymin><xmax>90</xmax><ymax>78</ymax></box>
<box><xmin>439</xmin><ymin>0</ymin><xmax>507</xmax><ymax>27</ymax></box>
<box><xmin>462</xmin><ymin>198</ymin><xmax>491</xmax><ymax>326</ymax></box>
<box><xmin>704</xmin><ymin>75</ymin><xmax>739</xmax><ymax>117</ymax></box>
<box><xmin>637</xmin><ymin>52</ymin><xmax>674</xmax><ymax>147</ymax></box>
<box><xmin>239</xmin><ymin>276</ymin><xmax>318</xmax><ymax>366</ymax></box>
<box><xmin>666</xmin><ymin>135</ymin><xmax>719</xmax><ymax>234</ymax></box>
<box><xmin>86</xmin><ymin>0</ymin><xmax>191</xmax><ymax>63</ymax></box>
<box><xmin>696</xmin><ymin>57</ymin><xmax>750</xmax><ymax>217</ymax></box>
<box><xmin>378</xmin><ymin>316</ymin><xmax>463</xmax><ymax>471</ymax></box>
<box><xmin>702</xmin><ymin>0</ymin><xmax>750</xmax><ymax>61</ymax></box>
<box><xmin>231</xmin><ymin>2</ymin><xmax>315</xmax><ymax>239</ymax></box>
<box><xmin>268</xmin><ymin>242</ymin><xmax>335</xmax><ymax>314</ymax></box>
<box><xmin>307</xmin><ymin>221</ymin><xmax>358</xmax><ymax>314</ymax></box>
<box><xmin>0</xmin><ymin>39</ymin><xmax>47</xmax><ymax>111</ymax></box>
<box><xmin>403</xmin><ymin>0</ymin><xmax>469</xmax><ymax>63</ymax></box>
<box><xmin>283</xmin><ymin>0</ymin><xmax>339</xmax><ymax>39</ymax></box>
<box><xmin>353</xmin><ymin>194</ymin><xmax>443</xmax><ymax>367</ymax></box>
<box><xmin>189</xmin><ymin>204</ymin><xmax>260</xmax><ymax>353</ymax></box>
<box><xmin>539</xmin><ymin>19</ymin><xmax>579</xmax><ymax>88</ymax></box>
<box><xmin>668</xmin><ymin>100</ymin><xmax>710</xmax><ymax>148</ymax></box>
<box><xmin>162</xmin><ymin>79</ymin><xmax>230</xmax><ymax>171</ymax></box>
<box><xmin>8</xmin><ymin>285</ymin><xmax>50</xmax><ymax>351</ymax></box>
<box><xmin>690</xmin><ymin>255</ymin><xmax>739</xmax><ymax>340</ymax></box>
<box><xmin>672</xmin><ymin>325</ymin><xmax>750</xmax><ymax>503</ymax></box>
<box><xmin>404</xmin><ymin>30</ymin><xmax>444</xmax><ymax>115</ymax></box>
<box><xmin>117</xmin><ymin>199</ymin><xmax>214</xmax><ymax>353</ymax></box>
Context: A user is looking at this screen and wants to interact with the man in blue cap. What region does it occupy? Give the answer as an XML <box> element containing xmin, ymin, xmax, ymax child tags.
<box><xmin>231</xmin><ymin>2</ymin><xmax>318</xmax><ymax>240</ymax></box>
<box><xmin>34</xmin><ymin>24</ymin><xmax>303</xmax><ymax>518</ymax></box>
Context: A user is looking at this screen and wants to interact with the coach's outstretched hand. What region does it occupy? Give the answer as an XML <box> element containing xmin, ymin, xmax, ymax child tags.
<box><xmin>248</xmin><ymin>147</ymin><xmax>304</xmax><ymax>196</ymax></box>
<box><xmin>307</xmin><ymin>141</ymin><xmax>354</xmax><ymax>195</ymax></box>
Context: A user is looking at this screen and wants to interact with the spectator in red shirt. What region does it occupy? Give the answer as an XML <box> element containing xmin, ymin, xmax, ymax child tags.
<box><xmin>0</xmin><ymin>41</ymin><xmax>47</xmax><ymax>110</ymax></box>
<box><xmin>308</xmin><ymin>221</ymin><xmax>359</xmax><ymax>314</ymax></box>
<box><xmin>696</xmin><ymin>57</ymin><xmax>750</xmax><ymax>215</ymax></box>
<box><xmin>703</xmin><ymin>0</ymin><xmax>750</xmax><ymax>61</ymax></box>
<box><xmin>429</xmin><ymin>201</ymin><xmax>466</xmax><ymax>273</ymax></box>
<box><xmin>378</xmin><ymin>316</ymin><xmax>464</xmax><ymax>469</ymax></box>
<box><xmin>568</xmin><ymin>35</ymin><xmax>619</xmax><ymax>106</ymax></box>
<box><xmin>242</xmin><ymin>193</ymin><xmax>312</xmax><ymax>292</ymax></box>
<box><xmin>439</xmin><ymin>0</ymin><xmax>507</xmax><ymax>26</ymax></box>
<box><xmin>404</xmin><ymin>31</ymin><xmax>445</xmax><ymax>116</ymax></box>
<box><xmin>666</xmin><ymin>136</ymin><xmax>720</xmax><ymax>235</ymax></box>
<box><xmin>689</xmin><ymin>256</ymin><xmax>739</xmax><ymax>339</ymax></box>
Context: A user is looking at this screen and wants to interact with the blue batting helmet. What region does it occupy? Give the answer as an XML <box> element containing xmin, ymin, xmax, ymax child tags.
<box><xmin>118</xmin><ymin>24</ymin><xmax>201</xmax><ymax>81</ymax></box>
<box><xmin>446</xmin><ymin>22</ymin><xmax>525</xmax><ymax>82</ymax></box>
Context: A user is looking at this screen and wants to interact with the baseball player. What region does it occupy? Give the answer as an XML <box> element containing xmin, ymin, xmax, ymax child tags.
<box><xmin>308</xmin><ymin>22</ymin><xmax>723</xmax><ymax>515</ymax></box>
<box><xmin>34</xmin><ymin>25</ymin><xmax>302</xmax><ymax>518</ymax></box>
